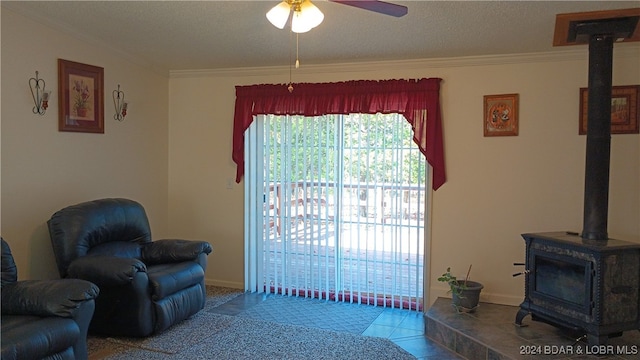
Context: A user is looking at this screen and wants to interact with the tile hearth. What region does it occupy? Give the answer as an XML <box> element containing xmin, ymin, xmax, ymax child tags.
<box><xmin>425</xmin><ymin>297</ymin><xmax>640</xmax><ymax>360</ymax></box>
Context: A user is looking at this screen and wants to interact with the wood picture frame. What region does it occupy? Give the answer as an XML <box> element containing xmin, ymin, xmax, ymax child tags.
<box><xmin>58</xmin><ymin>59</ymin><xmax>104</xmax><ymax>133</ymax></box>
<box><xmin>579</xmin><ymin>85</ymin><xmax>639</xmax><ymax>135</ymax></box>
<box><xmin>483</xmin><ymin>93</ymin><xmax>519</xmax><ymax>137</ymax></box>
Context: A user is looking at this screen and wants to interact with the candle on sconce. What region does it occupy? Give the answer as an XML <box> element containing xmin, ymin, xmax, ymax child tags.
<box><xmin>121</xmin><ymin>101</ymin><xmax>128</xmax><ymax>116</ymax></box>
<box><xmin>41</xmin><ymin>91</ymin><xmax>51</xmax><ymax>110</ymax></box>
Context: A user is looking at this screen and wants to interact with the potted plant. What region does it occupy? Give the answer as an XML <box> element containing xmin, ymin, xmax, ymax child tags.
<box><xmin>438</xmin><ymin>265</ymin><xmax>483</xmax><ymax>313</ymax></box>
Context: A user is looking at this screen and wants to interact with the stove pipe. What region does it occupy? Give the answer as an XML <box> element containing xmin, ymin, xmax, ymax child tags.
<box><xmin>572</xmin><ymin>16</ymin><xmax>639</xmax><ymax>241</ymax></box>
<box><xmin>581</xmin><ymin>35</ymin><xmax>613</xmax><ymax>241</ymax></box>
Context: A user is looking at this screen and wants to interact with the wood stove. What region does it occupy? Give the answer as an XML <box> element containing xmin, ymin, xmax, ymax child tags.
<box><xmin>515</xmin><ymin>9</ymin><xmax>640</xmax><ymax>346</ymax></box>
<box><xmin>516</xmin><ymin>232</ymin><xmax>640</xmax><ymax>345</ymax></box>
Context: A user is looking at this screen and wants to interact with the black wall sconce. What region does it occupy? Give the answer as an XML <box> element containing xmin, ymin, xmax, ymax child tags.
<box><xmin>29</xmin><ymin>71</ymin><xmax>51</xmax><ymax>115</ymax></box>
<box><xmin>112</xmin><ymin>84</ymin><xmax>128</xmax><ymax>121</ymax></box>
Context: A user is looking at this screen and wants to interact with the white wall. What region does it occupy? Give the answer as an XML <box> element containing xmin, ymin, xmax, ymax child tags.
<box><xmin>168</xmin><ymin>46</ymin><xmax>640</xmax><ymax>306</ymax></box>
<box><xmin>1</xmin><ymin>8</ymin><xmax>170</xmax><ymax>279</ymax></box>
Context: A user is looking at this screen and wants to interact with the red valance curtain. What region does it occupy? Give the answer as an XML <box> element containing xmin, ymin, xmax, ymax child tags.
<box><xmin>232</xmin><ymin>78</ymin><xmax>446</xmax><ymax>190</ymax></box>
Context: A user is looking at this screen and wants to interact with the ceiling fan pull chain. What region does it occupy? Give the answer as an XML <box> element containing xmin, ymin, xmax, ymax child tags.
<box><xmin>288</xmin><ymin>28</ymin><xmax>294</xmax><ymax>93</ymax></box>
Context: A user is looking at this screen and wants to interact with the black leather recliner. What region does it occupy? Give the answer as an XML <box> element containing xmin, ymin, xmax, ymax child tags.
<box><xmin>47</xmin><ymin>198</ymin><xmax>213</xmax><ymax>337</ymax></box>
<box><xmin>1</xmin><ymin>238</ymin><xmax>99</xmax><ymax>360</ymax></box>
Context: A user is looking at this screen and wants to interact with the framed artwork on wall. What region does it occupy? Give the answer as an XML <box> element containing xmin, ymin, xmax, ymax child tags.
<box><xmin>58</xmin><ymin>59</ymin><xmax>104</xmax><ymax>133</ymax></box>
<box><xmin>483</xmin><ymin>93</ymin><xmax>519</xmax><ymax>137</ymax></box>
<box><xmin>579</xmin><ymin>85</ymin><xmax>639</xmax><ymax>135</ymax></box>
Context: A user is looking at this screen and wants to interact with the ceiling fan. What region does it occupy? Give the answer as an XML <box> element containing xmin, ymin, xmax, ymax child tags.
<box><xmin>329</xmin><ymin>0</ymin><xmax>408</xmax><ymax>17</ymax></box>
<box><xmin>267</xmin><ymin>0</ymin><xmax>408</xmax><ymax>33</ymax></box>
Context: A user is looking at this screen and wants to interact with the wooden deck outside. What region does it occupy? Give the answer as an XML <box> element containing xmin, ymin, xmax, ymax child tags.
<box><xmin>262</xmin><ymin>183</ymin><xmax>425</xmax><ymax>310</ymax></box>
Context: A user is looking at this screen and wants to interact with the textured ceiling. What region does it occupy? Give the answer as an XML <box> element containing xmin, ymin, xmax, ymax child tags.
<box><xmin>3</xmin><ymin>1</ymin><xmax>639</xmax><ymax>74</ymax></box>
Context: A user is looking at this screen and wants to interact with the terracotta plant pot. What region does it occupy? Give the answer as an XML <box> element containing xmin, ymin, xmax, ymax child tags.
<box><xmin>451</xmin><ymin>280</ymin><xmax>483</xmax><ymax>313</ymax></box>
<box><xmin>76</xmin><ymin>107</ymin><xmax>88</xmax><ymax>117</ymax></box>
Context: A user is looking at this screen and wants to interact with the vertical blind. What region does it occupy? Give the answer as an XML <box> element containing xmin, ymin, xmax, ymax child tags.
<box><xmin>244</xmin><ymin>113</ymin><xmax>426</xmax><ymax>310</ymax></box>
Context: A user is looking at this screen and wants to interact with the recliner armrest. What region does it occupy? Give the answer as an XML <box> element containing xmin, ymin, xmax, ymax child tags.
<box><xmin>142</xmin><ymin>239</ymin><xmax>212</xmax><ymax>265</ymax></box>
<box><xmin>68</xmin><ymin>256</ymin><xmax>147</xmax><ymax>286</ymax></box>
<box><xmin>1</xmin><ymin>279</ymin><xmax>98</xmax><ymax>318</ymax></box>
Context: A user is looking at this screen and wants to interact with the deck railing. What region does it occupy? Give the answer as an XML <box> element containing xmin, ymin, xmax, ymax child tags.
<box><xmin>262</xmin><ymin>181</ymin><xmax>425</xmax><ymax>310</ymax></box>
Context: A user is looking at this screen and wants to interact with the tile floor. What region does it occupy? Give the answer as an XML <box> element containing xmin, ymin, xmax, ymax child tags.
<box><xmin>209</xmin><ymin>292</ymin><xmax>462</xmax><ymax>359</ymax></box>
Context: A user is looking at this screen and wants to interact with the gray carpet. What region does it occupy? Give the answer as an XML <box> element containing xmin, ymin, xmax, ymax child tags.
<box><xmin>88</xmin><ymin>287</ymin><xmax>416</xmax><ymax>360</ymax></box>
<box><xmin>237</xmin><ymin>295</ymin><xmax>385</xmax><ymax>334</ymax></box>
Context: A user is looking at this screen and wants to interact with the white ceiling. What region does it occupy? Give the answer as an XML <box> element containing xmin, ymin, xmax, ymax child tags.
<box><xmin>3</xmin><ymin>1</ymin><xmax>639</xmax><ymax>74</ymax></box>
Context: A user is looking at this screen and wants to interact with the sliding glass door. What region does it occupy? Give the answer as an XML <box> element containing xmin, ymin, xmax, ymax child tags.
<box><xmin>245</xmin><ymin>113</ymin><xmax>426</xmax><ymax>310</ymax></box>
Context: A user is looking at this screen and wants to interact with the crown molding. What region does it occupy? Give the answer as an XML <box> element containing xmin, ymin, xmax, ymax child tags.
<box><xmin>170</xmin><ymin>44</ymin><xmax>639</xmax><ymax>79</ymax></box>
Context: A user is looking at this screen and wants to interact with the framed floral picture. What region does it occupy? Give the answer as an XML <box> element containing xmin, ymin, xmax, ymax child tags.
<box><xmin>483</xmin><ymin>93</ymin><xmax>519</xmax><ymax>137</ymax></box>
<box><xmin>58</xmin><ymin>59</ymin><xmax>104</xmax><ymax>133</ymax></box>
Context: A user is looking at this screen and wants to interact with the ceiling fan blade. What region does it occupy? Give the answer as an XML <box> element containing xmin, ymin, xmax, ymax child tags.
<box><xmin>329</xmin><ymin>0</ymin><xmax>408</xmax><ymax>17</ymax></box>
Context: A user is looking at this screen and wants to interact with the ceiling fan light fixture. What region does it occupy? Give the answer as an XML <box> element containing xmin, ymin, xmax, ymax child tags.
<box><xmin>266</xmin><ymin>1</ymin><xmax>291</xmax><ymax>29</ymax></box>
<box><xmin>267</xmin><ymin>0</ymin><xmax>324</xmax><ymax>33</ymax></box>
<box><xmin>295</xmin><ymin>0</ymin><xmax>324</xmax><ymax>32</ymax></box>
<box><xmin>291</xmin><ymin>12</ymin><xmax>312</xmax><ymax>33</ymax></box>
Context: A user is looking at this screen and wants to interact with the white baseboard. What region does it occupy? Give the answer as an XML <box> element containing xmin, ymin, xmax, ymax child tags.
<box><xmin>482</xmin><ymin>293</ymin><xmax>523</xmax><ymax>307</ymax></box>
<box><xmin>205</xmin><ymin>279</ymin><xmax>243</xmax><ymax>289</ymax></box>
<box><xmin>204</xmin><ymin>281</ymin><xmax>525</xmax><ymax>306</ymax></box>
<box><xmin>429</xmin><ymin>285</ymin><xmax>523</xmax><ymax>307</ymax></box>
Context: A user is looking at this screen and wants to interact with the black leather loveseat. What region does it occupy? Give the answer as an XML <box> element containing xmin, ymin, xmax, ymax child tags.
<box><xmin>1</xmin><ymin>238</ymin><xmax>99</xmax><ymax>360</ymax></box>
<box><xmin>48</xmin><ymin>198</ymin><xmax>213</xmax><ymax>337</ymax></box>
